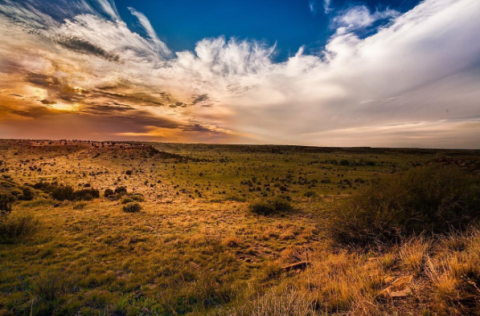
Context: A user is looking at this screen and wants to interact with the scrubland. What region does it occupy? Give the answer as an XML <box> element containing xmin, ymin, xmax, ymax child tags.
<box><xmin>0</xmin><ymin>140</ymin><xmax>479</xmax><ymax>315</ymax></box>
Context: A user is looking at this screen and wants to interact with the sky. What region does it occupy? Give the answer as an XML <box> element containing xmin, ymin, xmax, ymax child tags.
<box><xmin>0</xmin><ymin>0</ymin><xmax>479</xmax><ymax>148</ymax></box>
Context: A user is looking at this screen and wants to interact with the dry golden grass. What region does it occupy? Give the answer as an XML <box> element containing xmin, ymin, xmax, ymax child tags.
<box><xmin>399</xmin><ymin>237</ymin><xmax>431</xmax><ymax>274</ymax></box>
<box><xmin>302</xmin><ymin>251</ymin><xmax>385</xmax><ymax>315</ymax></box>
<box><xmin>426</xmin><ymin>232</ymin><xmax>480</xmax><ymax>315</ymax></box>
<box><xmin>1</xmin><ymin>140</ymin><xmax>479</xmax><ymax>315</ymax></box>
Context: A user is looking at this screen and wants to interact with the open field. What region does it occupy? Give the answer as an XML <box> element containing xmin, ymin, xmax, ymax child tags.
<box><xmin>1</xmin><ymin>140</ymin><xmax>479</xmax><ymax>316</ymax></box>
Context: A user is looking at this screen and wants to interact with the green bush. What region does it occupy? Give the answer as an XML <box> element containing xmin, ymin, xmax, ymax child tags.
<box><xmin>328</xmin><ymin>166</ymin><xmax>480</xmax><ymax>246</ymax></box>
<box><xmin>0</xmin><ymin>211</ymin><xmax>39</xmax><ymax>243</ymax></box>
<box><xmin>249</xmin><ymin>197</ymin><xmax>293</xmax><ymax>216</ymax></box>
<box><xmin>123</xmin><ymin>202</ymin><xmax>142</xmax><ymax>213</ymax></box>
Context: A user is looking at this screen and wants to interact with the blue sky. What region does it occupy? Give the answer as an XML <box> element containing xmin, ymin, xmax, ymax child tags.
<box><xmin>115</xmin><ymin>0</ymin><xmax>421</xmax><ymax>61</ymax></box>
<box><xmin>0</xmin><ymin>0</ymin><xmax>480</xmax><ymax>148</ymax></box>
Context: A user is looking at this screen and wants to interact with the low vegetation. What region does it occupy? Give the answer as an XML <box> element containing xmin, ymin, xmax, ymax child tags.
<box><xmin>328</xmin><ymin>166</ymin><xmax>480</xmax><ymax>246</ymax></box>
<box><xmin>122</xmin><ymin>202</ymin><xmax>142</xmax><ymax>213</ymax></box>
<box><xmin>249</xmin><ymin>197</ymin><xmax>293</xmax><ymax>215</ymax></box>
<box><xmin>0</xmin><ymin>140</ymin><xmax>479</xmax><ymax>315</ymax></box>
<box><xmin>0</xmin><ymin>211</ymin><xmax>39</xmax><ymax>243</ymax></box>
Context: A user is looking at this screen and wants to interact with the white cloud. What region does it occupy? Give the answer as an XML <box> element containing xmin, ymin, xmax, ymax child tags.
<box><xmin>332</xmin><ymin>5</ymin><xmax>400</xmax><ymax>31</ymax></box>
<box><xmin>127</xmin><ymin>7</ymin><xmax>171</xmax><ymax>58</ymax></box>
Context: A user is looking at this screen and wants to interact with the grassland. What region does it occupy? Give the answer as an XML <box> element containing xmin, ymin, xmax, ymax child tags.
<box><xmin>0</xmin><ymin>140</ymin><xmax>479</xmax><ymax>315</ymax></box>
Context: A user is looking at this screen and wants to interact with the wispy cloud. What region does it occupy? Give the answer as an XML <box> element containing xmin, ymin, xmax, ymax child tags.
<box><xmin>332</xmin><ymin>5</ymin><xmax>400</xmax><ymax>31</ymax></box>
<box><xmin>0</xmin><ymin>0</ymin><xmax>479</xmax><ymax>147</ymax></box>
<box><xmin>324</xmin><ymin>0</ymin><xmax>332</xmax><ymax>14</ymax></box>
<box><xmin>309</xmin><ymin>0</ymin><xmax>333</xmax><ymax>15</ymax></box>
<box><xmin>127</xmin><ymin>7</ymin><xmax>171</xmax><ymax>58</ymax></box>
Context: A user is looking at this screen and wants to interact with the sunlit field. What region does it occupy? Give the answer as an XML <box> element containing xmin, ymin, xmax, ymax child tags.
<box><xmin>1</xmin><ymin>140</ymin><xmax>479</xmax><ymax>315</ymax></box>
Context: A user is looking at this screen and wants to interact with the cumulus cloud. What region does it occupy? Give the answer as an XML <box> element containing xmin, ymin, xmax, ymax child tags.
<box><xmin>0</xmin><ymin>0</ymin><xmax>479</xmax><ymax>147</ymax></box>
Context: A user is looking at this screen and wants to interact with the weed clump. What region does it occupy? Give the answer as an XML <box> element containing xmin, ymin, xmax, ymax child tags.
<box><xmin>249</xmin><ymin>197</ymin><xmax>293</xmax><ymax>216</ymax></box>
<box><xmin>123</xmin><ymin>202</ymin><xmax>142</xmax><ymax>213</ymax></box>
<box><xmin>328</xmin><ymin>166</ymin><xmax>480</xmax><ymax>246</ymax></box>
<box><xmin>0</xmin><ymin>211</ymin><xmax>39</xmax><ymax>243</ymax></box>
<box><xmin>0</xmin><ymin>193</ymin><xmax>16</xmax><ymax>213</ymax></box>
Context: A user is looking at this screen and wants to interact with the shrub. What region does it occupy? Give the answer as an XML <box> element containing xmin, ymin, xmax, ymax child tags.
<box><xmin>0</xmin><ymin>194</ymin><xmax>16</xmax><ymax>213</ymax></box>
<box><xmin>73</xmin><ymin>188</ymin><xmax>99</xmax><ymax>201</ymax></box>
<box><xmin>104</xmin><ymin>188</ymin><xmax>114</xmax><ymax>198</ymax></box>
<box><xmin>122</xmin><ymin>202</ymin><xmax>142</xmax><ymax>213</ymax></box>
<box><xmin>49</xmin><ymin>185</ymin><xmax>99</xmax><ymax>201</ymax></box>
<box><xmin>19</xmin><ymin>187</ymin><xmax>35</xmax><ymax>201</ymax></box>
<box><xmin>115</xmin><ymin>186</ymin><xmax>127</xmax><ymax>195</ymax></box>
<box><xmin>249</xmin><ymin>198</ymin><xmax>293</xmax><ymax>216</ymax></box>
<box><xmin>0</xmin><ymin>211</ymin><xmax>39</xmax><ymax>243</ymax></box>
<box><xmin>51</xmin><ymin>186</ymin><xmax>74</xmax><ymax>201</ymax></box>
<box><xmin>328</xmin><ymin>166</ymin><xmax>480</xmax><ymax>246</ymax></box>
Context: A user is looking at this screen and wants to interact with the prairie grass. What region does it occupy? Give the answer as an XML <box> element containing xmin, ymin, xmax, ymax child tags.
<box><xmin>1</xmin><ymin>140</ymin><xmax>480</xmax><ymax>315</ymax></box>
<box><xmin>399</xmin><ymin>237</ymin><xmax>430</xmax><ymax>274</ymax></box>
